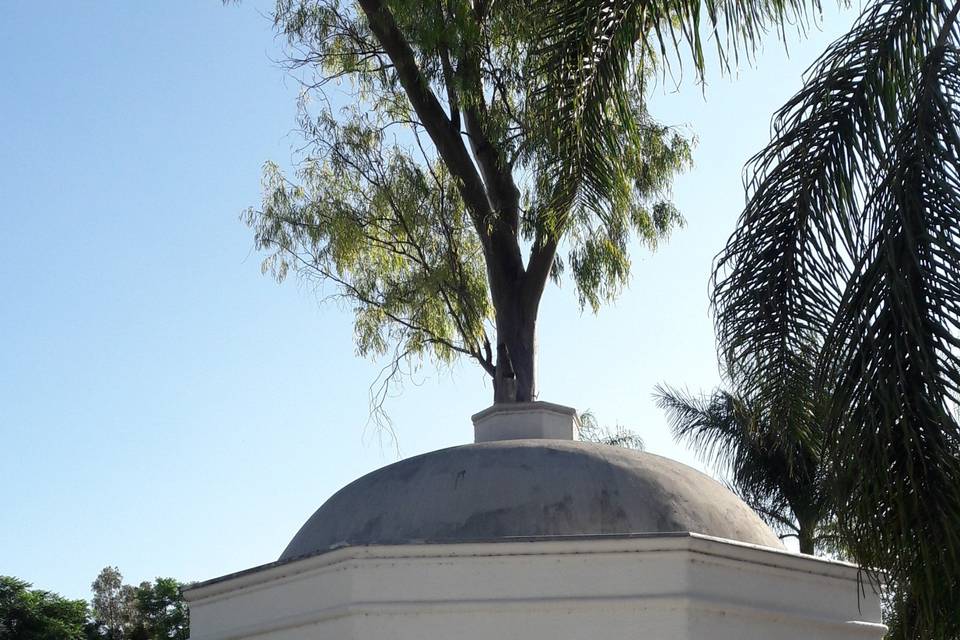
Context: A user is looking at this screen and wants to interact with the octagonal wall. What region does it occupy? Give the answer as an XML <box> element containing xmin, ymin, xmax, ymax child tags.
<box><xmin>184</xmin><ymin>534</ymin><xmax>885</xmax><ymax>640</ymax></box>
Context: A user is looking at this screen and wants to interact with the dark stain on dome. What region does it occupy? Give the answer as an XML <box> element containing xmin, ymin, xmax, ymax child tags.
<box><xmin>280</xmin><ymin>440</ymin><xmax>783</xmax><ymax>561</ymax></box>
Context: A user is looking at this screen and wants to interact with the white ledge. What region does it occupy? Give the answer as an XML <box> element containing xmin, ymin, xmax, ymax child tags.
<box><xmin>183</xmin><ymin>533</ymin><xmax>884</xmax><ymax>640</ymax></box>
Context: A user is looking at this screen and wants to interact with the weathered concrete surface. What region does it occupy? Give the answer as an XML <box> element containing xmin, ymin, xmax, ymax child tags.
<box><xmin>281</xmin><ymin>440</ymin><xmax>783</xmax><ymax>561</ymax></box>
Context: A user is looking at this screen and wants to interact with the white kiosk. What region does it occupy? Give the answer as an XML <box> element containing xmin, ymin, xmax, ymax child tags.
<box><xmin>184</xmin><ymin>403</ymin><xmax>885</xmax><ymax>639</ymax></box>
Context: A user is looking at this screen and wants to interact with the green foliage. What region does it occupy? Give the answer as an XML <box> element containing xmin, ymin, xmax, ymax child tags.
<box><xmin>0</xmin><ymin>576</ymin><xmax>91</xmax><ymax>640</ymax></box>
<box><xmin>578</xmin><ymin>410</ymin><xmax>645</xmax><ymax>450</ymax></box>
<box><xmin>0</xmin><ymin>570</ymin><xmax>190</xmax><ymax>640</ymax></box>
<box><xmin>247</xmin><ymin>0</ymin><xmax>692</xmax><ymax>394</ymax></box>
<box><xmin>654</xmin><ymin>375</ymin><xmax>832</xmax><ymax>555</ymax></box>
<box><xmin>90</xmin><ymin>568</ymin><xmax>189</xmax><ymax>640</ymax></box>
<box><xmin>249</xmin><ymin>109</ymin><xmax>491</xmax><ymax>367</ymax></box>
<box><xmin>528</xmin><ymin>0</ymin><xmax>834</xmax><ymax>232</ymax></box>
<box><xmin>128</xmin><ymin>579</ymin><xmax>188</xmax><ymax>640</ymax></box>
<box><xmin>90</xmin><ymin>567</ymin><xmax>134</xmax><ymax>640</ymax></box>
<box><xmin>712</xmin><ymin>1</ymin><xmax>960</xmax><ymax>636</ymax></box>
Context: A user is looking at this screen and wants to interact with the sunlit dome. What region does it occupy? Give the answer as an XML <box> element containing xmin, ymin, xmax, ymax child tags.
<box><xmin>280</xmin><ymin>439</ymin><xmax>783</xmax><ymax>561</ymax></box>
<box><xmin>186</xmin><ymin>405</ymin><xmax>881</xmax><ymax>640</ymax></box>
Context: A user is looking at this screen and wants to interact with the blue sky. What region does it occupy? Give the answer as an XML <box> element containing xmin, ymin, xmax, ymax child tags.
<box><xmin>1</xmin><ymin>1</ymin><xmax>859</xmax><ymax>600</ymax></box>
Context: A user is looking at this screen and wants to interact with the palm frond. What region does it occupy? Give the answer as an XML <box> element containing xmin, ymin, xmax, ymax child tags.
<box><xmin>578</xmin><ymin>410</ymin><xmax>645</xmax><ymax>449</ymax></box>
<box><xmin>656</xmin><ymin>386</ymin><xmax>794</xmax><ymax>508</ymax></box>
<box><xmin>656</xmin><ymin>381</ymin><xmax>831</xmax><ymax>552</ymax></box>
<box><xmin>655</xmin><ymin>385</ymin><xmax>745</xmax><ymax>472</ymax></box>
<box><xmin>713</xmin><ymin>0</ymin><xmax>954</xmax><ymax>440</ymax></box>
<box><xmin>527</xmin><ymin>0</ymin><xmax>827</xmax><ymax>231</ymax></box>
<box><xmin>821</xmin><ymin>36</ymin><xmax>960</xmax><ymax>637</ymax></box>
<box><xmin>713</xmin><ymin>0</ymin><xmax>960</xmax><ymax>633</ymax></box>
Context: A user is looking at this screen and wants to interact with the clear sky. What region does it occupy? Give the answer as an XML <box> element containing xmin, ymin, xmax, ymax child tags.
<box><xmin>1</xmin><ymin>1</ymin><xmax>860</xmax><ymax>601</ymax></box>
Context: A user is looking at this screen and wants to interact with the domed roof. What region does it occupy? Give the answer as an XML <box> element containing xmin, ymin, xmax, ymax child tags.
<box><xmin>281</xmin><ymin>440</ymin><xmax>782</xmax><ymax>560</ymax></box>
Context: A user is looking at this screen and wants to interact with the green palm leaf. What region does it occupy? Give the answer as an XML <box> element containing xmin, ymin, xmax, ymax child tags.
<box><xmin>655</xmin><ymin>383</ymin><xmax>828</xmax><ymax>553</ymax></box>
<box><xmin>822</xmin><ymin>37</ymin><xmax>960</xmax><ymax>637</ymax></box>
<box><xmin>713</xmin><ymin>0</ymin><xmax>953</xmax><ymax>438</ymax></box>
<box><xmin>713</xmin><ymin>0</ymin><xmax>960</xmax><ymax>634</ymax></box>
<box><xmin>528</xmin><ymin>0</ymin><xmax>828</xmax><ymax>231</ymax></box>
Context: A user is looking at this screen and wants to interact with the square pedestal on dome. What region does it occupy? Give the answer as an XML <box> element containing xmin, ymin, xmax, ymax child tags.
<box><xmin>183</xmin><ymin>533</ymin><xmax>885</xmax><ymax>640</ymax></box>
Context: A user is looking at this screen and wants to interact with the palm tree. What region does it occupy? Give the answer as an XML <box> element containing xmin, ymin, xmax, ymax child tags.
<box><xmin>707</xmin><ymin>2</ymin><xmax>960</xmax><ymax>637</ymax></box>
<box><xmin>654</xmin><ymin>385</ymin><xmax>831</xmax><ymax>555</ymax></box>
<box><xmin>656</xmin><ymin>380</ymin><xmax>942</xmax><ymax>638</ymax></box>
<box><xmin>533</xmin><ymin>1</ymin><xmax>960</xmax><ymax>634</ymax></box>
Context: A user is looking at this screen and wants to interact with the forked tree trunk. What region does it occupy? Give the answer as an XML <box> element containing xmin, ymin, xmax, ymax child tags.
<box><xmin>354</xmin><ymin>0</ymin><xmax>555</xmax><ymax>406</ymax></box>
<box><xmin>490</xmin><ymin>274</ymin><xmax>541</xmax><ymax>404</ymax></box>
<box><xmin>493</xmin><ymin>316</ymin><xmax>537</xmax><ymax>402</ymax></box>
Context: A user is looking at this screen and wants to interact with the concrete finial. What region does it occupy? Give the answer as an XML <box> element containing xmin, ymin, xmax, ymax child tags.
<box><xmin>471</xmin><ymin>401</ymin><xmax>580</xmax><ymax>443</ymax></box>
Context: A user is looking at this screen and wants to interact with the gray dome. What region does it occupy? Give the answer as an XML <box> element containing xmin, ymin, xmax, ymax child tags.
<box><xmin>281</xmin><ymin>440</ymin><xmax>783</xmax><ymax>561</ymax></box>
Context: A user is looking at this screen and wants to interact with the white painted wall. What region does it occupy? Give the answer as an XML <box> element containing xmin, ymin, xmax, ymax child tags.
<box><xmin>184</xmin><ymin>534</ymin><xmax>885</xmax><ymax>640</ymax></box>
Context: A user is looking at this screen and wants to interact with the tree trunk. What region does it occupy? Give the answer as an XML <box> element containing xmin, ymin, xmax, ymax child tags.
<box><xmin>481</xmin><ymin>210</ymin><xmax>546</xmax><ymax>404</ymax></box>
<box><xmin>510</xmin><ymin>318</ymin><xmax>537</xmax><ymax>402</ymax></box>
<box><xmin>491</xmin><ymin>292</ymin><xmax>538</xmax><ymax>403</ymax></box>
<box><xmin>486</xmin><ymin>251</ymin><xmax>544</xmax><ymax>403</ymax></box>
<box><xmin>493</xmin><ymin>339</ymin><xmax>516</xmax><ymax>402</ymax></box>
<box><xmin>797</xmin><ymin>521</ymin><xmax>816</xmax><ymax>555</ymax></box>
<box><xmin>356</xmin><ymin>0</ymin><xmax>557</xmax><ymax>406</ymax></box>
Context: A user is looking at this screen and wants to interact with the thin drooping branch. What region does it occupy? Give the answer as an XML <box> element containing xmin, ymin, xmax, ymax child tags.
<box><xmin>291</xmin><ymin>247</ymin><xmax>488</xmax><ymax>366</ymax></box>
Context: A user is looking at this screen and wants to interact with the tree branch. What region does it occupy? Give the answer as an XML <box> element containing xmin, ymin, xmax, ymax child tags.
<box><xmin>525</xmin><ymin>233</ymin><xmax>558</xmax><ymax>289</ymax></box>
<box><xmin>357</xmin><ymin>0</ymin><xmax>492</xmax><ymax>237</ymax></box>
